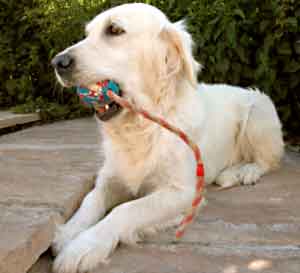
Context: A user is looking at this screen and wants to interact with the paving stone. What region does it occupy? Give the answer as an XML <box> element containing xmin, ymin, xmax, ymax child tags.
<box><xmin>0</xmin><ymin>118</ymin><xmax>102</xmax><ymax>273</ymax></box>
<box><xmin>0</xmin><ymin>117</ymin><xmax>101</xmax><ymax>146</ymax></box>
<box><xmin>0</xmin><ymin>112</ymin><xmax>40</xmax><ymax>130</ymax></box>
<box><xmin>0</xmin><ymin>206</ymin><xmax>58</xmax><ymax>273</ymax></box>
<box><xmin>29</xmin><ymin>245</ymin><xmax>300</xmax><ymax>273</ymax></box>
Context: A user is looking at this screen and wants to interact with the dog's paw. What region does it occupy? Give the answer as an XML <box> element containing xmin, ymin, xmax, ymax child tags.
<box><xmin>216</xmin><ymin>163</ymin><xmax>265</xmax><ymax>187</ymax></box>
<box><xmin>53</xmin><ymin>222</ymin><xmax>119</xmax><ymax>273</ymax></box>
<box><xmin>239</xmin><ymin>163</ymin><xmax>264</xmax><ymax>185</ymax></box>
<box><xmin>215</xmin><ymin>167</ymin><xmax>240</xmax><ymax>188</ymax></box>
<box><xmin>51</xmin><ymin>223</ymin><xmax>82</xmax><ymax>256</ymax></box>
<box><xmin>51</xmin><ymin>225</ymin><xmax>69</xmax><ymax>256</ymax></box>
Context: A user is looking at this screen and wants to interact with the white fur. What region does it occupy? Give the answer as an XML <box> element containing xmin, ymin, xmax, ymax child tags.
<box><xmin>52</xmin><ymin>3</ymin><xmax>284</xmax><ymax>273</ymax></box>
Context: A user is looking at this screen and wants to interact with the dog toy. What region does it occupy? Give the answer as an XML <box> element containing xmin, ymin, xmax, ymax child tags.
<box><xmin>77</xmin><ymin>80</ymin><xmax>121</xmax><ymax>106</ymax></box>
<box><xmin>76</xmin><ymin>80</ymin><xmax>205</xmax><ymax>239</ymax></box>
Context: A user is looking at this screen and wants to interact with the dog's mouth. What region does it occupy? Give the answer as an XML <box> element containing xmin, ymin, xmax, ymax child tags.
<box><xmin>77</xmin><ymin>80</ymin><xmax>123</xmax><ymax>122</ymax></box>
<box><xmin>93</xmin><ymin>98</ymin><xmax>122</xmax><ymax>122</ymax></box>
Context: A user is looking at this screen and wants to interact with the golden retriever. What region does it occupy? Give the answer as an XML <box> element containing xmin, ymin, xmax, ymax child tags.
<box><xmin>51</xmin><ymin>3</ymin><xmax>284</xmax><ymax>273</ymax></box>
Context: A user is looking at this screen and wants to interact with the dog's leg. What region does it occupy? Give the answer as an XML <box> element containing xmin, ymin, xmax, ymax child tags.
<box><xmin>52</xmin><ymin>168</ymin><xmax>132</xmax><ymax>256</ymax></box>
<box><xmin>51</xmin><ymin>186</ymin><xmax>105</xmax><ymax>256</ymax></box>
<box><xmin>216</xmin><ymin>92</ymin><xmax>284</xmax><ymax>188</ymax></box>
<box><xmin>53</xmin><ymin>187</ymin><xmax>194</xmax><ymax>273</ymax></box>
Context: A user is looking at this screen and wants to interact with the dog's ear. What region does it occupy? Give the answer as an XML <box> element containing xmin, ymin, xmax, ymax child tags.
<box><xmin>160</xmin><ymin>21</ymin><xmax>201</xmax><ymax>87</ymax></box>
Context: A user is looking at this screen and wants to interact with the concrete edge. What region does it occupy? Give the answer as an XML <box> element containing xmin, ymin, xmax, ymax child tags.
<box><xmin>0</xmin><ymin>113</ymin><xmax>40</xmax><ymax>130</ymax></box>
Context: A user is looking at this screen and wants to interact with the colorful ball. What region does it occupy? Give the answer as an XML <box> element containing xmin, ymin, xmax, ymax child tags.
<box><xmin>76</xmin><ymin>80</ymin><xmax>121</xmax><ymax>107</ymax></box>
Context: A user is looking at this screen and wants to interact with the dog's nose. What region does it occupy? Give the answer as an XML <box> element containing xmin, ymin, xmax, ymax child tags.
<box><xmin>51</xmin><ymin>53</ymin><xmax>74</xmax><ymax>72</ymax></box>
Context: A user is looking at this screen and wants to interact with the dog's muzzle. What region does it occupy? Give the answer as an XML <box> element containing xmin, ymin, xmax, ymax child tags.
<box><xmin>51</xmin><ymin>53</ymin><xmax>123</xmax><ymax>121</ymax></box>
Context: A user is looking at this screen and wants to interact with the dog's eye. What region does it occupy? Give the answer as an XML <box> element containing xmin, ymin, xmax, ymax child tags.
<box><xmin>106</xmin><ymin>23</ymin><xmax>125</xmax><ymax>36</ymax></box>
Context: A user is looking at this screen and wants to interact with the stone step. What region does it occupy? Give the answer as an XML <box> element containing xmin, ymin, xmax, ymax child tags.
<box><xmin>0</xmin><ymin>118</ymin><xmax>102</xmax><ymax>273</ymax></box>
<box><xmin>0</xmin><ymin>111</ymin><xmax>40</xmax><ymax>130</ymax></box>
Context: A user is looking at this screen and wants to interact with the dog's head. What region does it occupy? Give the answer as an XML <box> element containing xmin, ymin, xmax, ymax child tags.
<box><xmin>52</xmin><ymin>3</ymin><xmax>200</xmax><ymax>117</ymax></box>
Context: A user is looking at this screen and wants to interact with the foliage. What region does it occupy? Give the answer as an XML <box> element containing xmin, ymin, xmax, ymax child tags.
<box><xmin>0</xmin><ymin>0</ymin><xmax>103</xmax><ymax>120</ymax></box>
<box><xmin>148</xmin><ymin>0</ymin><xmax>300</xmax><ymax>135</ymax></box>
<box><xmin>185</xmin><ymin>0</ymin><xmax>300</xmax><ymax>135</ymax></box>
<box><xmin>11</xmin><ymin>95</ymin><xmax>92</xmax><ymax>121</ymax></box>
<box><xmin>0</xmin><ymin>0</ymin><xmax>299</xmax><ymax>135</ymax></box>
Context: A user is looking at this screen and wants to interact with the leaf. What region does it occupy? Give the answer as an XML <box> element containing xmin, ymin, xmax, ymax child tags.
<box><xmin>226</xmin><ymin>21</ymin><xmax>237</xmax><ymax>48</ymax></box>
<box><xmin>269</xmin><ymin>69</ymin><xmax>277</xmax><ymax>84</ymax></box>
<box><xmin>209</xmin><ymin>55</ymin><xmax>216</xmax><ymax>64</ymax></box>
<box><xmin>208</xmin><ymin>16</ymin><xmax>220</xmax><ymax>26</ymax></box>
<box><xmin>283</xmin><ymin>60</ymin><xmax>300</xmax><ymax>73</ymax></box>
<box><xmin>256</xmin><ymin>50</ymin><xmax>269</xmax><ymax>67</ymax></box>
<box><xmin>203</xmin><ymin>24</ymin><xmax>213</xmax><ymax>42</ymax></box>
<box><xmin>263</xmin><ymin>34</ymin><xmax>275</xmax><ymax>54</ymax></box>
<box><xmin>282</xmin><ymin>103</ymin><xmax>291</xmax><ymax>120</ymax></box>
<box><xmin>233</xmin><ymin>9</ymin><xmax>245</xmax><ymax>20</ymax></box>
<box><xmin>277</xmin><ymin>41</ymin><xmax>292</xmax><ymax>55</ymax></box>
<box><xmin>233</xmin><ymin>62</ymin><xmax>242</xmax><ymax>74</ymax></box>
<box><xmin>213</xmin><ymin>25</ymin><xmax>224</xmax><ymax>41</ymax></box>
<box><xmin>5</xmin><ymin>79</ymin><xmax>17</xmax><ymax>96</ymax></box>
<box><xmin>278</xmin><ymin>86</ymin><xmax>289</xmax><ymax>100</ymax></box>
<box><xmin>240</xmin><ymin>34</ymin><xmax>250</xmax><ymax>47</ymax></box>
<box><xmin>215</xmin><ymin>59</ymin><xmax>230</xmax><ymax>74</ymax></box>
<box><xmin>232</xmin><ymin>70</ymin><xmax>240</xmax><ymax>84</ymax></box>
<box><xmin>285</xmin><ymin>17</ymin><xmax>298</xmax><ymax>29</ymax></box>
<box><xmin>294</xmin><ymin>40</ymin><xmax>300</xmax><ymax>55</ymax></box>
<box><xmin>254</xmin><ymin>65</ymin><xmax>266</xmax><ymax>80</ymax></box>
<box><xmin>235</xmin><ymin>46</ymin><xmax>248</xmax><ymax>64</ymax></box>
<box><xmin>242</xmin><ymin>66</ymin><xmax>254</xmax><ymax>79</ymax></box>
<box><xmin>259</xmin><ymin>20</ymin><xmax>270</xmax><ymax>33</ymax></box>
<box><xmin>290</xmin><ymin>74</ymin><xmax>300</xmax><ymax>88</ymax></box>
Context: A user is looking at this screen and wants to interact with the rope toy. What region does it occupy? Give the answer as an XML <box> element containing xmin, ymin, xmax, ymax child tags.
<box><xmin>77</xmin><ymin>80</ymin><xmax>205</xmax><ymax>239</ymax></box>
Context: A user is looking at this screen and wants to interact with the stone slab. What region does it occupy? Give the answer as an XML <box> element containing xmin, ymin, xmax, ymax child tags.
<box><xmin>0</xmin><ymin>118</ymin><xmax>102</xmax><ymax>273</ymax></box>
<box><xmin>0</xmin><ymin>206</ymin><xmax>58</xmax><ymax>273</ymax></box>
<box><xmin>0</xmin><ymin>112</ymin><xmax>40</xmax><ymax>130</ymax></box>
<box><xmin>29</xmin><ymin>151</ymin><xmax>300</xmax><ymax>273</ymax></box>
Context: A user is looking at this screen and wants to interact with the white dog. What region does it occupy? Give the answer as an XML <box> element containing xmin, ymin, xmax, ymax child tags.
<box><xmin>51</xmin><ymin>3</ymin><xmax>284</xmax><ymax>273</ymax></box>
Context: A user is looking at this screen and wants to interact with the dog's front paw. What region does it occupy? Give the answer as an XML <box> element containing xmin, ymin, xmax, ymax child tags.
<box><xmin>52</xmin><ymin>223</ymin><xmax>82</xmax><ymax>256</ymax></box>
<box><xmin>215</xmin><ymin>168</ymin><xmax>240</xmax><ymax>188</ymax></box>
<box><xmin>53</xmin><ymin>222</ymin><xmax>119</xmax><ymax>273</ymax></box>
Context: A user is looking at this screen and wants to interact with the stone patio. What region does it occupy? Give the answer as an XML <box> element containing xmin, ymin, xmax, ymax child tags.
<box><xmin>0</xmin><ymin>117</ymin><xmax>299</xmax><ymax>273</ymax></box>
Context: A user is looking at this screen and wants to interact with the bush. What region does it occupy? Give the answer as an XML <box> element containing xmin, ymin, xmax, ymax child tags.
<box><xmin>186</xmin><ymin>0</ymin><xmax>300</xmax><ymax>136</ymax></box>
<box><xmin>0</xmin><ymin>0</ymin><xmax>107</xmax><ymax>120</ymax></box>
<box><xmin>148</xmin><ymin>0</ymin><xmax>300</xmax><ymax>135</ymax></box>
<box><xmin>0</xmin><ymin>0</ymin><xmax>299</xmax><ymax>135</ymax></box>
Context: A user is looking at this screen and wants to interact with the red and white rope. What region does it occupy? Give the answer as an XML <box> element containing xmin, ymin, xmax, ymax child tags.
<box><xmin>107</xmin><ymin>90</ymin><xmax>205</xmax><ymax>239</ymax></box>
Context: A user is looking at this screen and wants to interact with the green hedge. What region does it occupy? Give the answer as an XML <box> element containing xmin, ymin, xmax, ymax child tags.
<box><xmin>0</xmin><ymin>0</ymin><xmax>299</xmax><ymax>134</ymax></box>
<box><xmin>0</xmin><ymin>0</ymin><xmax>108</xmax><ymax>120</ymax></box>
<box><xmin>187</xmin><ymin>0</ymin><xmax>300</xmax><ymax>136</ymax></box>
